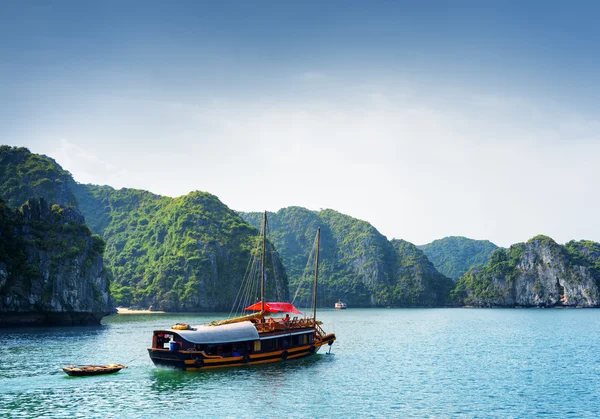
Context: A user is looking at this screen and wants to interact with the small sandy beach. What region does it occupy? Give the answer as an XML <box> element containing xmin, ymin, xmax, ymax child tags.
<box><xmin>116</xmin><ymin>307</ymin><xmax>166</xmax><ymax>314</ymax></box>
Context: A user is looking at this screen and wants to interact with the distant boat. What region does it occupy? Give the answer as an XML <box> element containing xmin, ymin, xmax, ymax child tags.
<box><xmin>147</xmin><ymin>212</ymin><xmax>336</xmax><ymax>370</ymax></box>
<box><xmin>335</xmin><ymin>300</ymin><xmax>347</xmax><ymax>310</ymax></box>
<box><xmin>62</xmin><ymin>364</ymin><xmax>126</xmax><ymax>376</ymax></box>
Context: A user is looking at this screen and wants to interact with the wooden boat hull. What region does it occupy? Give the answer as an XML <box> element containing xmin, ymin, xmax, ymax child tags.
<box><xmin>148</xmin><ymin>335</ymin><xmax>335</xmax><ymax>371</ymax></box>
<box><xmin>62</xmin><ymin>365</ymin><xmax>125</xmax><ymax>376</ymax></box>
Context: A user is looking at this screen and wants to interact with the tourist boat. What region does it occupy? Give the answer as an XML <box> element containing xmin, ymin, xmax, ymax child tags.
<box><xmin>335</xmin><ymin>300</ymin><xmax>347</xmax><ymax>309</ymax></box>
<box><xmin>62</xmin><ymin>364</ymin><xmax>126</xmax><ymax>376</ymax></box>
<box><xmin>147</xmin><ymin>212</ymin><xmax>336</xmax><ymax>371</ymax></box>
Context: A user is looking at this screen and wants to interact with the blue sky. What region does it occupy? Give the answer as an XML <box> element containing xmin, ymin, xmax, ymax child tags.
<box><xmin>1</xmin><ymin>1</ymin><xmax>599</xmax><ymax>246</ymax></box>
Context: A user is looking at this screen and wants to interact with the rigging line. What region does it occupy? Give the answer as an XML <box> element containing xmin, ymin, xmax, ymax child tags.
<box><xmin>231</xmin><ymin>234</ymin><xmax>262</xmax><ymax>317</ymax></box>
<box><xmin>123</xmin><ymin>351</ymin><xmax>146</xmax><ymax>365</ymax></box>
<box><xmin>292</xmin><ymin>248</ymin><xmax>312</xmax><ymax>304</ymax></box>
<box><xmin>238</xmin><ymin>249</ymin><xmax>258</xmax><ymax>313</ymax></box>
<box><xmin>263</xmin><ymin>221</ymin><xmax>274</xmax><ymax>301</ymax></box>
<box><xmin>241</xmin><ymin>254</ymin><xmax>257</xmax><ymax>303</ymax></box>
<box><xmin>229</xmin><ymin>235</ymin><xmax>262</xmax><ymax>317</ymax></box>
<box><xmin>268</xmin><ymin>242</ymin><xmax>284</xmax><ymax>302</ymax></box>
<box><xmin>240</xmin><ymin>263</ymin><xmax>256</xmax><ymax>314</ymax></box>
<box><xmin>243</xmin><ymin>250</ymin><xmax>262</xmax><ymax>313</ymax></box>
<box><xmin>239</xmin><ymin>254</ymin><xmax>259</xmax><ymax>315</ymax></box>
<box><xmin>229</xmin><ymin>241</ymin><xmax>259</xmax><ymax>318</ymax></box>
<box><xmin>292</xmin><ymin>234</ymin><xmax>317</xmax><ymax>304</ymax></box>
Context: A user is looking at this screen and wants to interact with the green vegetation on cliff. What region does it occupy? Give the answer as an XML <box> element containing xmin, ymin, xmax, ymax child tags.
<box><xmin>564</xmin><ymin>240</ymin><xmax>600</xmax><ymax>272</ymax></box>
<box><xmin>450</xmin><ymin>246</ymin><xmax>523</xmax><ymax>304</ymax></box>
<box><xmin>241</xmin><ymin>207</ymin><xmax>453</xmax><ymax>307</ymax></box>
<box><xmin>74</xmin><ymin>185</ymin><xmax>288</xmax><ymax>310</ymax></box>
<box><xmin>418</xmin><ymin>236</ymin><xmax>499</xmax><ymax>280</ymax></box>
<box><xmin>452</xmin><ymin>235</ymin><xmax>600</xmax><ymax>307</ymax></box>
<box><xmin>0</xmin><ymin>146</ymin><xmax>288</xmax><ymax>312</ymax></box>
<box><xmin>0</xmin><ymin>146</ymin><xmax>113</xmax><ymax>325</ymax></box>
<box><xmin>390</xmin><ymin>239</ymin><xmax>454</xmax><ymax>306</ymax></box>
<box><xmin>0</xmin><ymin>146</ymin><xmax>78</xmax><ymax>209</ymax></box>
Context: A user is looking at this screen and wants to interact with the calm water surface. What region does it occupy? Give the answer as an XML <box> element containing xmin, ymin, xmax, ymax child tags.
<box><xmin>2</xmin><ymin>309</ymin><xmax>600</xmax><ymax>418</ymax></box>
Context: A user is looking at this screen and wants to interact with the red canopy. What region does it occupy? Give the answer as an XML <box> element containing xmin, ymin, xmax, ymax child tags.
<box><xmin>244</xmin><ymin>301</ymin><xmax>302</xmax><ymax>314</ymax></box>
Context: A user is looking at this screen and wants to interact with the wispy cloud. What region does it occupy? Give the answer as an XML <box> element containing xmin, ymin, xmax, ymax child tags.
<box><xmin>51</xmin><ymin>138</ymin><xmax>132</xmax><ymax>188</ymax></box>
<box><xmin>8</xmin><ymin>81</ymin><xmax>600</xmax><ymax>247</ymax></box>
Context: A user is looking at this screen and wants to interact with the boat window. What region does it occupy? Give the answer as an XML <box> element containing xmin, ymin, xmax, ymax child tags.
<box><xmin>222</xmin><ymin>344</ymin><xmax>233</xmax><ymax>357</ymax></box>
<box><xmin>262</xmin><ymin>338</ymin><xmax>275</xmax><ymax>351</ymax></box>
<box><xmin>292</xmin><ymin>334</ymin><xmax>305</xmax><ymax>346</ymax></box>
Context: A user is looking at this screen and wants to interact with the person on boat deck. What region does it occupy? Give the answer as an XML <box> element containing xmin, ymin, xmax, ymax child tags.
<box><xmin>232</xmin><ymin>344</ymin><xmax>241</xmax><ymax>357</ymax></box>
<box><xmin>284</xmin><ymin>314</ymin><xmax>290</xmax><ymax>324</ymax></box>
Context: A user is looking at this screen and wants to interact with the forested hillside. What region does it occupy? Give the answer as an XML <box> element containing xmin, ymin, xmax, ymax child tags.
<box><xmin>0</xmin><ymin>145</ymin><xmax>78</xmax><ymax>209</ymax></box>
<box><xmin>419</xmin><ymin>236</ymin><xmax>499</xmax><ymax>280</ymax></box>
<box><xmin>390</xmin><ymin>239</ymin><xmax>455</xmax><ymax>306</ymax></box>
<box><xmin>241</xmin><ymin>207</ymin><xmax>453</xmax><ymax>307</ymax></box>
<box><xmin>0</xmin><ymin>146</ymin><xmax>288</xmax><ymax>312</ymax></box>
<box><xmin>73</xmin><ymin>185</ymin><xmax>288</xmax><ymax>311</ymax></box>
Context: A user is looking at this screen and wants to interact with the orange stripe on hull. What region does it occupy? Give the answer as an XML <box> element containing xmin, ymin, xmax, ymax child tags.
<box><xmin>184</xmin><ymin>351</ymin><xmax>314</xmax><ymax>371</ymax></box>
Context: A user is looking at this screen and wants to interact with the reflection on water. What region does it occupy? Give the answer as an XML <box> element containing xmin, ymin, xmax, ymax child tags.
<box><xmin>149</xmin><ymin>368</ymin><xmax>212</xmax><ymax>392</ymax></box>
<box><xmin>147</xmin><ymin>353</ymin><xmax>328</xmax><ymax>394</ymax></box>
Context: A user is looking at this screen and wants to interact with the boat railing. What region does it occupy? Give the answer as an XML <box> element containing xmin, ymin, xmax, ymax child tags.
<box><xmin>255</xmin><ymin>317</ymin><xmax>321</xmax><ymax>333</ymax></box>
<box><xmin>314</xmin><ymin>322</ymin><xmax>326</xmax><ymax>339</ymax></box>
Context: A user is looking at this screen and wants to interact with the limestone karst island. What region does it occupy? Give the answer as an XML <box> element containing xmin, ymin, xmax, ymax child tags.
<box><xmin>2</xmin><ymin>146</ymin><xmax>599</xmax><ymax>328</ymax></box>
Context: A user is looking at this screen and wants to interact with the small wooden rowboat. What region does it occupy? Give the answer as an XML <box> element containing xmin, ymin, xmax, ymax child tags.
<box><xmin>62</xmin><ymin>364</ymin><xmax>126</xmax><ymax>376</ymax></box>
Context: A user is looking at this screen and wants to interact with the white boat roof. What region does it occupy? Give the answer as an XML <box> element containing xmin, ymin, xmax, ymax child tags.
<box><xmin>168</xmin><ymin>321</ymin><xmax>259</xmax><ymax>344</ymax></box>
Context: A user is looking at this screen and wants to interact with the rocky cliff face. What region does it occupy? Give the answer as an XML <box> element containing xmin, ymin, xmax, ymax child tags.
<box><xmin>0</xmin><ymin>198</ymin><xmax>113</xmax><ymax>326</ymax></box>
<box><xmin>453</xmin><ymin>236</ymin><xmax>600</xmax><ymax>307</ymax></box>
<box><xmin>390</xmin><ymin>239</ymin><xmax>454</xmax><ymax>306</ymax></box>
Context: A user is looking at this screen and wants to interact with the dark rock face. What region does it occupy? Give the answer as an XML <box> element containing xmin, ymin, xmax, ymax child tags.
<box><xmin>453</xmin><ymin>236</ymin><xmax>600</xmax><ymax>307</ymax></box>
<box><xmin>390</xmin><ymin>239</ymin><xmax>455</xmax><ymax>307</ymax></box>
<box><xmin>0</xmin><ymin>198</ymin><xmax>113</xmax><ymax>327</ymax></box>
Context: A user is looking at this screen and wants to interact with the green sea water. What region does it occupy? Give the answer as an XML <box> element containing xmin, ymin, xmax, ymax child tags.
<box><xmin>2</xmin><ymin>309</ymin><xmax>600</xmax><ymax>418</ymax></box>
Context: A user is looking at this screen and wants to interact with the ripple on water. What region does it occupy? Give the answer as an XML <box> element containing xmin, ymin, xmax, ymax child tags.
<box><xmin>2</xmin><ymin>309</ymin><xmax>600</xmax><ymax>418</ymax></box>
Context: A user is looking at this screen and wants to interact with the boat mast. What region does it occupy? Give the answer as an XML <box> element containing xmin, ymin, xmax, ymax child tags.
<box><xmin>312</xmin><ymin>227</ymin><xmax>320</xmax><ymax>323</ymax></box>
<box><xmin>261</xmin><ymin>211</ymin><xmax>266</xmax><ymax>313</ymax></box>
